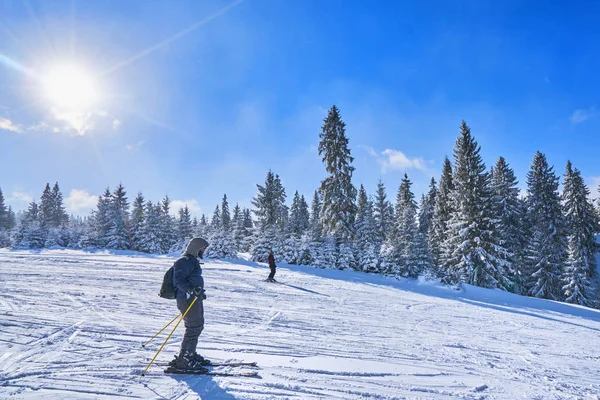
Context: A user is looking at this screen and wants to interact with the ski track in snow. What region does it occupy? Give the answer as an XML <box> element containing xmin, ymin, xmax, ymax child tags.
<box><xmin>0</xmin><ymin>249</ymin><xmax>599</xmax><ymax>399</ymax></box>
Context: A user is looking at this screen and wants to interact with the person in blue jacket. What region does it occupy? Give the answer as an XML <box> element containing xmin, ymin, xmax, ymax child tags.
<box><xmin>172</xmin><ymin>237</ymin><xmax>210</xmax><ymax>370</ymax></box>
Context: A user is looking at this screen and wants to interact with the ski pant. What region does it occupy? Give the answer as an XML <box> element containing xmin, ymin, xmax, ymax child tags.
<box><xmin>176</xmin><ymin>296</ymin><xmax>204</xmax><ymax>354</ymax></box>
<box><xmin>268</xmin><ymin>266</ymin><xmax>276</xmax><ymax>280</ymax></box>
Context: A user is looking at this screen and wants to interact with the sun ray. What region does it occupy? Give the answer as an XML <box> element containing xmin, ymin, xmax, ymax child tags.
<box><xmin>100</xmin><ymin>0</ymin><xmax>244</xmax><ymax>77</ymax></box>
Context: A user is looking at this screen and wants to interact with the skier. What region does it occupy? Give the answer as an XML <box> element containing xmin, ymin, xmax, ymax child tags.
<box><xmin>172</xmin><ymin>237</ymin><xmax>210</xmax><ymax>370</ymax></box>
<box><xmin>267</xmin><ymin>250</ymin><xmax>277</xmax><ymax>282</ymax></box>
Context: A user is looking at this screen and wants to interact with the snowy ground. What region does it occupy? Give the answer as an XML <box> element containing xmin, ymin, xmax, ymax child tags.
<box><xmin>1</xmin><ymin>249</ymin><xmax>599</xmax><ymax>399</ymax></box>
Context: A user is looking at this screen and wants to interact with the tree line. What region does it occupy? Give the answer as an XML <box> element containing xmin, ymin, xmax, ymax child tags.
<box><xmin>1</xmin><ymin>106</ymin><xmax>599</xmax><ymax>307</ymax></box>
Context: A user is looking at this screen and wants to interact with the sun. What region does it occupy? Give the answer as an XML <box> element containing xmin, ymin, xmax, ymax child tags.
<box><xmin>43</xmin><ymin>64</ymin><xmax>98</xmax><ymax>110</ymax></box>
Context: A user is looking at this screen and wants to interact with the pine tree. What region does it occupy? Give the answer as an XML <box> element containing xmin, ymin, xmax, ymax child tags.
<box><xmin>89</xmin><ymin>188</ymin><xmax>112</xmax><ymax>247</ymax></box>
<box><xmin>252</xmin><ymin>170</ymin><xmax>288</xmax><ymax>230</ymax></box>
<box><xmin>105</xmin><ymin>185</ymin><xmax>130</xmax><ymax>250</ymax></box>
<box><xmin>211</xmin><ymin>205</ymin><xmax>221</xmax><ymax>232</ymax></box>
<box><xmin>17</xmin><ymin>202</ymin><xmax>45</xmax><ymax>248</ymax></box>
<box><xmin>221</xmin><ymin>194</ymin><xmax>231</xmax><ymax>233</ymax></box>
<box><xmin>418</xmin><ymin>178</ymin><xmax>437</xmax><ymax>241</ymax></box>
<box><xmin>524</xmin><ymin>151</ymin><xmax>567</xmax><ymax>300</ymax></box>
<box><xmin>318</xmin><ymin>105</ymin><xmax>357</xmax><ymax>241</ymax></box>
<box><xmin>241</xmin><ymin>208</ymin><xmax>254</xmax><ymax>252</ymax></box>
<box><xmin>39</xmin><ymin>183</ymin><xmax>53</xmax><ymax>228</ymax></box>
<box><xmin>489</xmin><ymin>157</ymin><xmax>524</xmax><ymax>291</ymax></box>
<box><xmin>0</xmin><ymin>187</ymin><xmax>8</xmax><ymax>230</ymax></box>
<box><xmin>50</xmin><ymin>182</ymin><xmax>68</xmax><ymax>227</ymax></box>
<box><xmin>251</xmin><ymin>226</ymin><xmax>281</xmax><ymax>262</ymax></box>
<box><xmin>159</xmin><ymin>195</ymin><xmax>176</xmax><ymax>253</ymax></box>
<box><xmin>308</xmin><ymin>191</ymin><xmax>324</xmax><ymax>263</ymax></box>
<box><xmin>288</xmin><ymin>191</ymin><xmax>310</xmax><ymax>236</ymax></box>
<box><xmin>138</xmin><ymin>202</ymin><xmax>162</xmax><ymax>253</ymax></box>
<box><xmin>353</xmin><ymin>185</ymin><xmax>378</xmax><ymax>272</ymax></box>
<box><xmin>373</xmin><ymin>180</ymin><xmax>394</xmax><ymax>245</ymax></box>
<box><xmin>443</xmin><ymin>121</ymin><xmax>511</xmax><ymax>289</ymax></box>
<box><xmin>176</xmin><ymin>205</ymin><xmax>193</xmax><ymax>247</ymax></box>
<box><xmin>561</xmin><ymin>162</ymin><xmax>598</xmax><ymax>306</ymax></box>
<box><xmin>387</xmin><ymin>173</ymin><xmax>422</xmax><ymax>278</ymax></box>
<box><xmin>232</xmin><ymin>204</ymin><xmax>241</xmax><ymax>229</ymax></box>
<box><xmin>130</xmin><ymin>193</ymin><xmax>145</xmax><ymax>250</ymax></box>
<box><xmin>6</xmin><ymin>206</ymin><xmax>16</xmax><ymax>231</ymax></box>
<box><xmin>429</xmin><ymin>157</ymin><xmax>454</xmax><ymax>269</ymax></box>
<box><xmin>196</xmin><ymin>214</ymin><xmax>209</xmax><ymax>239</ymax></box>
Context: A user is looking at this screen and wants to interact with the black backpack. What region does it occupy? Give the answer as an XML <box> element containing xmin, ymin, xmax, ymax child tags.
<box><xmin>159</xmin><ymin>266</ymin><xmax>177</xmax><ymax>299</ymax></box>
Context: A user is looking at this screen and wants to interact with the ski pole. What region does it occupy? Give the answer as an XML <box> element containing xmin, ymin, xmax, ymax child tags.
<box><xmin>141</xmin><ymin>296</ymin><xmax>198</xmax><ymax>378</ymax></box>
<box><xmin>141</xmin><ymin>313</ymin><xmax>181</xmax><ymax>348</ymax></box>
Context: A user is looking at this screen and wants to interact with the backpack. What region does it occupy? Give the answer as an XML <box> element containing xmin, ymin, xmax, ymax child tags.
<box><xmin>159</xmin><ymin>266</ymin><xmax>177</xmax><ymax>299</ymax></box>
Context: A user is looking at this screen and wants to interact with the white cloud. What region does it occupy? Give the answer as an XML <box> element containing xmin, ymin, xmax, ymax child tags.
<box><xmin>28</xmin><ymin>108</ymin><xmax>122</xmax><ymax>136</ymax></box>
<box><xmin>170</xmin><ymin>199</ymin><xmax>201</xmax><ymax>217</ymax></box>
<box><xmin>7</xmin><ymin>191</ymin><xmax>33</xmax><ymax>207</ymax></box>
<box><xmin>126</xmin><ymin>140</ymin><xmax>146</xmax><ymax>153</ymax></box>
<box><xmin>586</xmin><ymin>176</ymin><xmax>600</xmax><ymax>200</ymax></box>
<box><xmin>363</xmin><ymin>146</ymin><xmax>428</xmax><ymax>173</ymax></box>
<box><xmin>65</xmin><ymin>189</ymin><xmax>98</xmax><ymax>215</ymax></box>
<box><xmin>0</xmin><ymin>117</ymin><xmax>22</xmax><ymax>133</ymax></box>
<box><xmin>570</xmin><ymin>107</ymin><xmax>596</xmax><ymax>124</ymax></box>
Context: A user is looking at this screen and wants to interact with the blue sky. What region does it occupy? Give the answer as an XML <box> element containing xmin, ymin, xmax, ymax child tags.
<box><xmin>1</xmin><ymin>0</ymin><xmax>599</xmax><ymax>217</ymax></box>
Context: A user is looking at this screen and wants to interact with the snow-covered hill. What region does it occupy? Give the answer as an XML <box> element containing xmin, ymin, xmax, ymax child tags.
<box><xmin>1</xmin><ymin>249</ymin><xmax>599</xmax><ymax>399</ymax></box>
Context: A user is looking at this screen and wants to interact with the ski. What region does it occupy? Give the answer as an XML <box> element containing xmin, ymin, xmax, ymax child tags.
<box><xmin>148</xmin><ymin>361</ymin><xmax>257</xmax><ymax>367</ymax></box>
<box><xmin>164</xmin><ymin>367</ymin><xmax>259</xmax><ymax>377</ymax></box>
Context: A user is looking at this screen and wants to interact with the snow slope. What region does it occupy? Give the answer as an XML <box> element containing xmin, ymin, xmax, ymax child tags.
<box><xmin>1</xmin><ymin>249</ymin><xmax>599</xmax><ymax>400</ymax></box>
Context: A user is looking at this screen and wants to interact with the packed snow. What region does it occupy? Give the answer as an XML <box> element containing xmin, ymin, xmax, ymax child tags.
<box><xmin>1</xmin><ymin>249</ymin><xmax>599</xmax><ymax>399</ymax></box>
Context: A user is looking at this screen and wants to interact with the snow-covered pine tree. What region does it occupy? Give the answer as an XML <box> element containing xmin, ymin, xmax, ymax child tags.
<box><xmin>38</xmin><ymin>183</ymin><xmax>53</xmax><ymax>230</ymax></box>
<box><xmin>17</xmin><ymin>201</ymin><xmax>45</xmax><ymax>248</ymax></box>
<box><xmin>523</xmin><ymin>151</ymin><xmax>567</xmax><ymax>300</ymax></box>
<box><xmin>318</xmin><ymin>105</ymin><xmax>357</xmax><ymax>242</ymax></box>
<box><xmin>158</xmin><ymin>195</ymin><xmax>176</xmax><ymax>253</ymax></box>
<box><xmin>418</xmin><ymin>178</ymin><xmax>437</xmax><ymax>242</ymax></box>
<box><xmin>251</xmin><ymin>170</ymin><xmax>287</xmax><ymax>261</ymax></box>
<box><xmin>232</xmin><ymin>204</ymin><xmax>241</xmax><ymax>230</ymax></box>
<box><xmin>196</xmin><ymin>214</ymin><xmax>209</xmax><ymax>239</ymax></box>
<box><xmin>252</xmin><ymin>170</ymin><xmax>287</xmax><ymax>229</ymax></box>
<box><xmin>489</xmin><ymin>157</ymin><xmax>524</xmax><ymax>292</ymax></box>
<box><xmin>561</xmin><ymin>162</ymin><xmax>598</xmax><ymax>306</ymax></box>
<box><xmin>221</xmin><ymin>194</ymin><xmax>231</xmax><ymax>233</ymax></box>
<box><xmin>130</xmin><ymin>193</ymin><xmax>145</xmax><ymax>250</ymax></box>
<box><xmin>373</xmin><ymin>180</ymin><xmax>394</xmax><ymax>247</ymax></box>
<box><xmin>137</xmin><ymin>202</ymin><xmax>162</xmax><ymax>253</ymax></box>
<box><xmin>314</xmin><ymin>235</ymin><xmax>337</xmax><ymax>269</ymax></box>
<box><xmin>353</xmin><ymin>185</ymin><xmax>379</xmax><ymax>272</ymax></box>
<box><xmin>443</xmin><ymin>121</ymin><xmax>511</xmax><ymax>289</ymax></box>
<box><xmin>251</xmin><ymin>226</ymin><xmax>281</xmax><ymax>262</ymax></box>
<box><xmin>210</xmin><ymin>205</ymin><xmax>221</xmax><ymax>234</ymax></box>
<box><xmin>175</xmin><ymin>205</ymin><xmax>193</xmax><ymax>250</ymax></box>
<box><xmin>50</xmin><ymin>182</ymin><xmax>69</xmax><ymax>228</ymax></box>
<box><xmin>89</xmin><ymin>188</ymin><xmax>112</xmax><ymax>248</ymax></box>
<box><xmin>239</xmin><ymin>208</ymin><xmax>254</xmax><ymax>252</ymax></box>
<box><xmin>288</xmin><ymin>191</ymin><xmax>310</xmax><ymax>236</ymax></box>
<box><xmin>6</xmin><ymin>206</ymin><xmax>16</xmax><ymax>231</ymax></box>
<box><xmin>231</xmin><ymin>204</ymin><xmax>245</xmax><ymax>251</ymax></box>
<box><xmin>306</xmin><ymin>190</ymin><xmax>324</xmax><ymax>265</ymax></box>
<box><xmin>389</xmin><ymin>173</ymin><xmax>422</xmax><ymax>278</ymax></box>
<box><xmin>429</xmin><ymin>157</ymin><xmax>454</xmax><ymax>270</ymax></box>
<box><xmin>105</xmin><ymin>186</ymin><xmax>130</xmax><ymax>250</ymax></box>
<box><xmin>0</xmin><ymin>187</ymin><xmax>7</xmax><ymax>230</ymax></box>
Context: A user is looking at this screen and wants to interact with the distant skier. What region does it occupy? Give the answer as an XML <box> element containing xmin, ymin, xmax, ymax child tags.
<box><xmin>172</xmin><ymin>237</ymin><xmax>210</xmax><ymax>370</ymax></box>
<box><xmin>267</xmin><ymin>250</ymin><xmax>277</xmax><ymax>282</ymax></box>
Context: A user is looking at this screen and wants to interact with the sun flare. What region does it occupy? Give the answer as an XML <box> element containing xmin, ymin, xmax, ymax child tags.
<box><xmin>43</xmin><ymin>64</ymin><xmax>98</xmax><ymax>110</ymax></box>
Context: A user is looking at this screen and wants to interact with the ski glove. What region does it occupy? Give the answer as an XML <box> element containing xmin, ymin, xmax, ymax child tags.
<box><xmin>192</xmin><ymin>286</ymin><xmax>206</xmax><ymax>300</ymax></box>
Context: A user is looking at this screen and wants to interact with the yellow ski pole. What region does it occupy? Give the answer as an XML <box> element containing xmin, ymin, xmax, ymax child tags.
<box><xmin>141</xmin><ymin>297</ymin><xmax>198</xmax><ymax>377</ymax></box>
<box><xmin>141</xmin><ymin>313</ymin><xmax>181</xmax><ymax>348</ymax></box>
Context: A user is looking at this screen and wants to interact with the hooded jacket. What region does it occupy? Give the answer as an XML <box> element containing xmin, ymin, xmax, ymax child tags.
<box><xmin>173</xmin><ymin>238</ymin><xmax>208</xmax><ymax>299</ymax></box>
